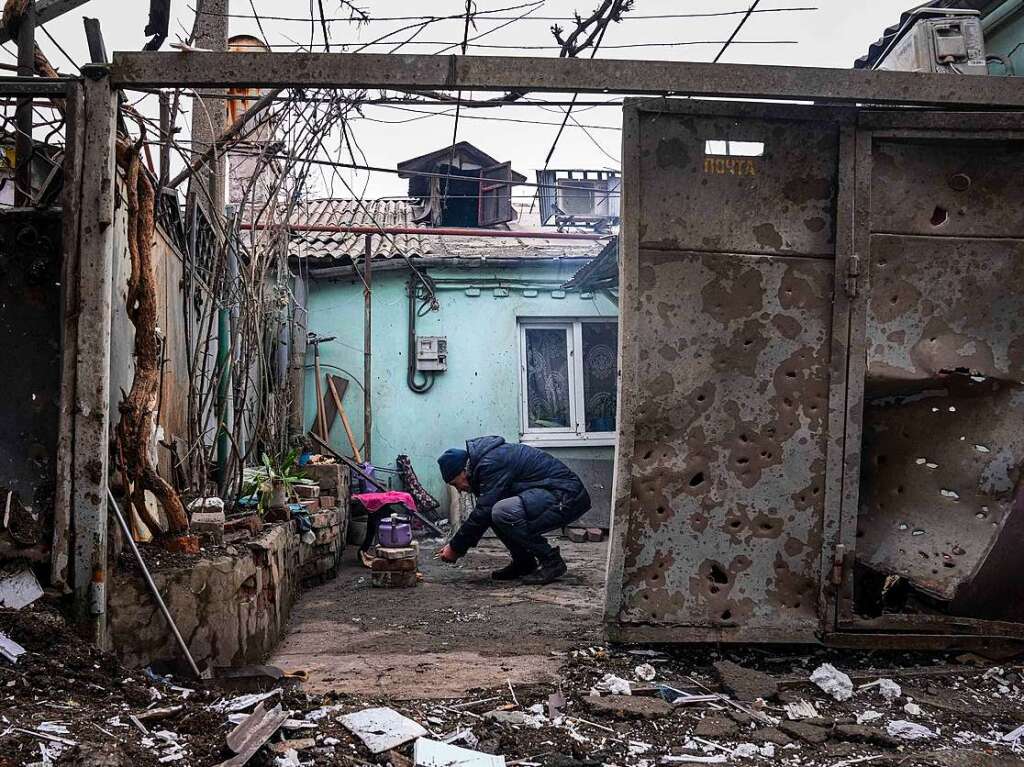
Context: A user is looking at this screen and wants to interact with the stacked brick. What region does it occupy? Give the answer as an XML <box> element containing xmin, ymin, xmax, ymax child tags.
<box><xmin>371</xmin><ymin>545</ymin><xmax>419</xmax><ymax>588</ymax></box>
<box><xmin>297</xmin><ymin>463</ymin><xmax>350</xmax><ymax>586</ymax></box>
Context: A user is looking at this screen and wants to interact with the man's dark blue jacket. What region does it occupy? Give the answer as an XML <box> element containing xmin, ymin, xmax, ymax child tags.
<box><xmin>449</xmin><ymin>436</ymin><xmax>591</xmax><ymax>555</ymax></box>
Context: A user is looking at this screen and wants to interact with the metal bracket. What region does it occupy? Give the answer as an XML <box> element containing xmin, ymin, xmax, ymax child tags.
<box><xmin>845</xmin><ymin>254</ymin><xmax>861</xmax><ymax>298</ymax></box>
<box><xmin>831</xmin><ymin>543</ymin><xmax>847</xmax><ymax>586</ymax></box>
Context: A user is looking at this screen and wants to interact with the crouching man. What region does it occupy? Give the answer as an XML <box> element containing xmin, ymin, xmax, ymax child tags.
<box><xmin>435</xmin><ymin>436</ymin><xmax>591</xmax><ymax>585</ymax></box>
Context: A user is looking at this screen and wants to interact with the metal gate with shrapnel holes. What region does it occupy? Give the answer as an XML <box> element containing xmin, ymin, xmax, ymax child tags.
<box><xmin>606</xmin><ymin>99</ymin><xmax>1024</xmax><ymax>647</ymax></box>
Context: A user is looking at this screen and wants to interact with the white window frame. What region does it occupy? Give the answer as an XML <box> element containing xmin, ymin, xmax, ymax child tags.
<box><xmin>518</xmin><ymin>318</ymin><xmax>617</xmax><ymax>448</ymax></box>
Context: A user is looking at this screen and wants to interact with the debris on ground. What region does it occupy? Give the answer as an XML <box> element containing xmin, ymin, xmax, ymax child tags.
<box><xmin>2</xmin><ymin>603</ymin><xmax>1024</xmax><ymax>765</ymax></box>
<box><xmin>811</xmin><ymin>662</ymin><xmax>855</xmax><ymax>701</ymax></box>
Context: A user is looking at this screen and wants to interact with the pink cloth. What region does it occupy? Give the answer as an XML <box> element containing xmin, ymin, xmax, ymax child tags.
<box><xmin>352</xmin><ymin>491</ymin><xmax>417</xmax><ymax>513</ymax></box>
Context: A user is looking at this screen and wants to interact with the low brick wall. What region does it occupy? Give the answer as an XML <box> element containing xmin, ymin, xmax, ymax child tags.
<box><xmin>108</xmin><ymin>510</ymin><xmax>344</xmax><ymax>670</ymax></box>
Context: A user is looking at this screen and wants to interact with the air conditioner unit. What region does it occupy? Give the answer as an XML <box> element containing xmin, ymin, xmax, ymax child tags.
<box><xmin>537</xmin><ymin>170</ymin><xmax>620</xmax><ymax>227</ymax></box>
<box><xmin>554</xmin><ymin>177</ymin><xmax>620</xmax><ymax>219</ymax></box>
<box><xmin>875</xmin><ymin>9</ymin><xmax>987</xmax><ymax>75</ymax></box>
<box><xmin>415</xmin><ymin>336</ymin><xmax>448</xmax><ymax>372</ymax></box>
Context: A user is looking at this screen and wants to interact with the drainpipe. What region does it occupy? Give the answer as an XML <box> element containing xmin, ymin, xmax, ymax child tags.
<box><xmin>216</xmin><ymin>225</ymin><xmax>237</xmax><ymax>495</ymax></box>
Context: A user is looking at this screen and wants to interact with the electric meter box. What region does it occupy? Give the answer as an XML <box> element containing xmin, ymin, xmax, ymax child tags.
<box><xmin>415</xmin><ymin>336</ymin><xmax>448</xmax><ymax>372</ymax></box>
<box><xmin>875</xmin><ymin>10</ymin><xmax>987</xmax><ymax>75</ymax></box>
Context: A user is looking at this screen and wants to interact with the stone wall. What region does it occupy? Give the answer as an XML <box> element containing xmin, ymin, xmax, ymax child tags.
<box><xmin>109</xmin><ymin>510</ymin><xmax>343</xmax><ymax>670</ymax></box>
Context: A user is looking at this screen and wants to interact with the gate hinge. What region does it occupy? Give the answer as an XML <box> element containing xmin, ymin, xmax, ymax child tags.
<box><xmin>831</xmin><ymin>543</ymin><xmax>846</xmax><ymax>586</ymax></box>
<box><xmin>845</xmin><ymin>254</ymin><xmax>861</xmax><ymax>298</ymax></box>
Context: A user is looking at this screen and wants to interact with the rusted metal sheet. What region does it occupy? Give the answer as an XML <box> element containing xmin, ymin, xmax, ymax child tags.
<box><xmin>842</xmin><ymin>115</ymin><xmax>1024</xmax><ymax>634</ymax></box>
<box><xmin>855</xmin><ymin>236</ymin><xmax>1024</xmax><ymax>609</ymax></box>
<box><xmin>607</xmin><ymin>101</ymin><xmax>849</xmax><ymax>642</ymax></box>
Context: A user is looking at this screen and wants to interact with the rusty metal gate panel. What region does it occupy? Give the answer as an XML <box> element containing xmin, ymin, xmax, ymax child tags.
<box><xmin>836</xmin><ymin>118</ymin><xmax>1024</xmax><ymax>636</ymax></box>
<box><xmin>606</xmin><ymin>101</ymin><xmax>854</xmax><ymax>642</ymax></box>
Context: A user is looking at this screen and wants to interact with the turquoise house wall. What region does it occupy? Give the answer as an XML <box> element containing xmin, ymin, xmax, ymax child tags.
<box><xmin>304</xmin><ymin>261</ymin><xmax>618</xmax><ymax>505</ymax></box>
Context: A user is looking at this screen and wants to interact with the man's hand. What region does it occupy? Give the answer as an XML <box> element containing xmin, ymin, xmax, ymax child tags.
<box><xmin>435</xmin><ymin>544</ymin><xmax>459</xmax><ymax>563</ymax></box>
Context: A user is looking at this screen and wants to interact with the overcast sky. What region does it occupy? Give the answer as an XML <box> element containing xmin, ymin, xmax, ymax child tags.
<box><xmin>5</xmin><ymin>1</ymin><xmax>919</xmax><ymax>199</ymax></box>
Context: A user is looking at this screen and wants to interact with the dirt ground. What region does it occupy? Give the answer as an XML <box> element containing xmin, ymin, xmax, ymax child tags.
<box><xmin>3</xmin><ymin>534</ymin><xmax>1024</xmax><ymax>765</ymax></box>
<box><xmin>268</xmin><ymin>536</ymin><xmax>609</xmax><ymax>698</ymax></box>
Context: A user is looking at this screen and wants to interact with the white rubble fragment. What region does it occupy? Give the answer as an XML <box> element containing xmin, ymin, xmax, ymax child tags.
<box><xmin>1002</xmin><ymin>723</ymin><xmax>1024</xmax><ymax>743</ymax></box>
<box><xmin>810</xmin><ymin>663</ymin><xmax>854</xmax><ymax>701</ymax></box>
<box><xmin>731</xmin><ymin>743</ymin><xmax>758</xmax><ymax>758</ymax></box>
<box><xmin>0</xmin><ymin>631</ymin><xmax>26</xmax><ymax>663</ymax></box>
<box><xmin>304</xmin><ymin>704</ymin><xmax>344</xmax><ymax>721</ymax></box>
<box><xmin>591</xmin><ymin>673</ymin><xmax>632</xmax><ymax>696</ymax></box>
<box><xmin>212</xmin><ymin>688</ymin><xmax>280</xmax><ymax>713</ymax></box>
<box><xmin>322</xmin><ymin>737</ymin><xmax>341</xmax><ymax>746</ymax></box>
<box><xmin>340</xmin><ymin>708</ymin><xmax>427</xmax><ymax>754</ymax></box>
<box><xmin>414</xmin><ymin>737</ymin><xmax>506</xmax><ymax>767</ymax></box>
<box><xmin>37</xmin><ymin>723</ymin><xmax>71</xmax><ymax>735</ymax></box>
<box><xmin>527</xmin><ymin>704</ymin><xmax>546</xmax><ymax>716</ymax></box>
<box><xmin>856</xmin><ymin>710</ymin><xmax>882</xmax><ymax>724</ymax></box>
<box><xmin>660</xmin><ymin>756</ymin><xmax>727</xmax><ymax>764</ymax></box>
<box><xmin>887</xmin><ymin>720</ymin><xmax>937</xmax><ymax>740</ymax></box>
<box><xmin>273</xmin><ymin>749</ymin><xmax>301</xmax><ymax>767</ymax></box>
<box><xmin>784</xmin><ymin>700</ymin><xmax>819</xmax><ymax>720</ymax></box>
<box><xmin>0</xmin><ymin>567</ymin><xmax>44</xmax><ymax>610</ymax></box>
<box><xmin>482</xmin><ymin>710</ymin><xmax>545</xmax><ymax>729</ymax></box>
<box><xmin>629</xmin><ymin>741</ymin><xmax>652</xmax><ymax>756</ymax></box>
<box><xmin>903</xmin><ymin>702</ymin><xmax>924</xmax><ymax>717</ymax></box>
<box><xmin>634</xmin><ymin>663</ymin><xmax>657</xmax><ymax>682</ymax></box>
<box><xmin>878</xmin><ymin>678</ymin><xmax>901</xmax><ymax>702</ymax></box>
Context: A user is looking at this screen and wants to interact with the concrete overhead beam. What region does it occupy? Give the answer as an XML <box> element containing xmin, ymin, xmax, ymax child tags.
<box><xmin>109</xmin><ymin>51</ymin><xmax>1024</xmax><ymax>109</ymax></box>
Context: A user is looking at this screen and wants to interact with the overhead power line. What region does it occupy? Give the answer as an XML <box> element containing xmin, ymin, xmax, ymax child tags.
<box><xmin>193</xmin><ymin>39</ymin><xmax>798</xmax><ymax>51</ymax></box>
<box><xmin>714</xmin><ymin>0</ymin><xmax>763</xmax><ymax>63</ymax></box>
<box><xmin>189</xmin><ymin>5</ymin><xmax>817</xmax><ymax>24</ymax></box>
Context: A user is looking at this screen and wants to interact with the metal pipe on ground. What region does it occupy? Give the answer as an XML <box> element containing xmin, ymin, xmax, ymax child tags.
<box><xmin>106</xmin><ymin>488</ymin><xmax>204</xmax><ymax>680</ymax></box>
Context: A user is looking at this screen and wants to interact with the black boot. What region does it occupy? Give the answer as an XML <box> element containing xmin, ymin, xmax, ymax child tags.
<box><xmin>491</xmin><ymin>557</ymin><xmax>538</xmax><ymax>581</ymax></box>
<box><xmin>521</xmin><ymin>547</ymin><xmax>567</xmax><ymax>585</ymax></box>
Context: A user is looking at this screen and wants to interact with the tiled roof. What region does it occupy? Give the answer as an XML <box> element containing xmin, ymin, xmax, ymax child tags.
<box><xmin>287</xmin><ymin>198</ymin><xmax>433</xmax><ymax>261</ymax></box>
<box><xmin>288</xmin><ymin>199</ymin><xmax>611</xmax><ymax>264</ymax></box>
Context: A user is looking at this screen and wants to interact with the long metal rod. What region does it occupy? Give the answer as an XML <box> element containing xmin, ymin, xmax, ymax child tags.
<box><xmin>243</xmin><ymin>223</ymin><xmax>606</xmax><ymax>240</ymax></box>
<box><xmin>362</xmin><ymin>235</ymin><xmax>372</xmax><ymax>464</ymax></box>
<box><xmin>106</xmin><ymin>488</ymin><xmax>203</xmax><ymax>680</ymax></box>
<box><xmin>110</xmin><ymin>51</ymin><xmax>1024</xmax><ymax>108</ymax></box>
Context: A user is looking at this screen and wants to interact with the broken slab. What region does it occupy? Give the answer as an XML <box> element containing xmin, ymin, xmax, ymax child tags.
<box><xmin>340</xmin><ymin>707</ymin><xmax>427</xmax><ymax>754</ymax></box>
<box><xmin>218</xmin><ymin>701</ymin><xmax>289</xmax><ymax>767</ymax></box>
<box><xmin>833</xmin><ymin>723</ymin><xmax>900</xmax><ymax>748</ymax></box>
<box><xmin>749</xmin><ymin>727</ymin><xmax>793</xmax><ymax>747</ymax></box>
<box><xmin>583</xmin><ymin>694</ymin><xmax>673</xmax><ymax>720</ymax></box>
<box><xmin>779</xmin><ymin>721</ymin><xmax>829</xmax><ymax>744</ymax></box>
<box><xmin>713</xmin><ymin>660</ymin><xmax>778</xmax><ymax>701</ymax></box>
<box><xmin>0</xmin><ymin>566</ymin><xmax>43</xmax><ymax>609</ymax></box>
<box><xmin>692</xmin><ymin>716</ymin><xmax>740</xmax><ymax>738</ymax></box>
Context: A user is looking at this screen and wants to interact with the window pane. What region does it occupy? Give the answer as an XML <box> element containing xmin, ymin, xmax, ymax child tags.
<box><xmin>525</xmin><ymin>328</ymin><xmax>571</xmax><ymax>429</ymax></box>
<box><xmin>582</xmin><ymin>322</ymin><xmax>618</xmax><ymax>432</ymax></box>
